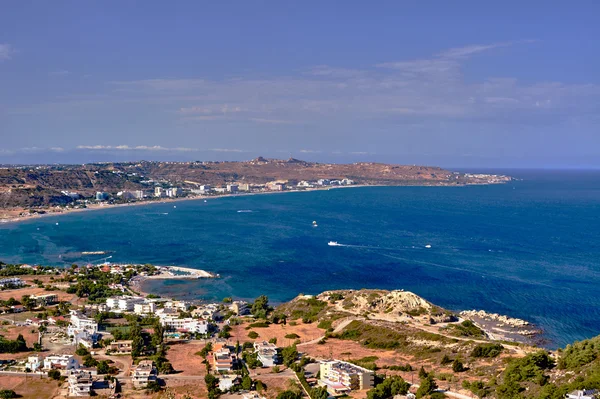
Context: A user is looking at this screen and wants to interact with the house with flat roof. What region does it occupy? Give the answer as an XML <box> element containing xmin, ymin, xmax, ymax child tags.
<box><xmin>133</xmin><ymin>302</ymin><xmax>156</xmax><ymax>315</ymax></box>
<box><xmin>67</xmin><ymin>310</ymin><xmax>98</xmax><ymax>337</ymax></box>
<box><xmin>108</xmin><ymin>340</ymin><xmax>133</xmax><ymax>354</ymax></box>
<box><xmin>68</xmin><ymin>370</ymin><xmax>94</xmax><ymax>396</ymax></box>
<box><xmin>106</xmin><ymin>296</ymin><xmax>146</xmax><ymax>312</ymax></box>
<box><xmin>132</xmin><ymin>360</ymin><xmax>157</xmax><ymax>388</ymax></box>
<box><xmin>31</xmin><ymin>293</ymin><xmax>58</xmax><ymax>306</ymax></box>
<box><xmin>0</xmin><ymin>277</ymin><xmax>25</xmax><ymax>288</ymax></box>
<box><xmin>253</xmin><ymin>341</ymin><xmax>280</xmax><ymax>367</ymax></box>
<box><xmin>160</xmin><ymin>316</ymin><xmax>208</xmax><ymax>334</ymax></box>
<box><xmin>43</xmin><ymin>354</ymin><xmax>80</xmax><ymax>371</ymax></box>
<box><xmin>212</xmin><ymin>344</ymin><xmax>237</xmax><ymax>372</ymax></box>
<box><xmin>319</xmin><ymin>360</ymin><xmax>374</xmax><ymax>395</ymax></box>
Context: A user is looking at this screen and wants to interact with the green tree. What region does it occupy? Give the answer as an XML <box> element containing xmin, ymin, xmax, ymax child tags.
<box><xmin>130</xmin><ymin>321</ymin><xmax>144</xmax><ymax>358</ymax></box>
<box><xmin>281</xmin><ymin>345</ymin><xmax>298</xmax><ymax>366</ymax></box>
<box><xmin>0</xmin><ymin>390</ymin><xmax>17</xmax><ymax>399</ymax></box>
<box><xmin>452</xmin><ymin>359</ymin><xmax>465</xmax><ymax>372</ymax></box>
<box><xmin>251</xmin><ymin>295</ymin><xmax>270</xmax><ymax>318</ymax></box>
<box><xmin>97</xmin><ymin>360</ymin><xmax>110</xmax><ymax>374</ymax></box>
<box><xmin>416</xmin><ymin>375</ymin><xmax>437</xmax><ymax>398</ymax></box>
<box><xmin>242</xmin><ymin>375</ymin><xmax>253</xmax><ymax>390</ymax></box>
<box><xmin>146</xmin><ymin>380</ymin><xmax>161</xmax><ymax>393</ymax></box>
<box><xmin>48</xmin><ymin>369</ymin><xmax>61</xmax><ymax>380</ymax></box>
<box><xmin>276</xmin><ymin>391</ymin><xmax>301</xmax><ymax>399</ymax></box>
<box><xmin>311</xmin><ymin>386</ymin><xmax>329</xmax><ymax>399</ymax></box>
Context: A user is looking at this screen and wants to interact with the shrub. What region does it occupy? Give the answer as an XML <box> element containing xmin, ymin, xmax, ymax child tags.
<box><xmin>248</xmin><ymin>331</ymin><xmax>259</xmax><ymax>339</ymax></box>
<box><xmin>471</xmin><ymin>343</ymin><xmax>504</xmax><ymax>358</ymax></box>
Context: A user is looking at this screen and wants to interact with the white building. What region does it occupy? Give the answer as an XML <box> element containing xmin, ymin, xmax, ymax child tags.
<box><xmin>199</xmin><ymin>185</ymin><xmax>211</xmax><ymax>191</ymax></box>
<box><xmin>43</xmin><ymin>354</ymin><xmax>80</xmax><ymax>371</ymax></box>
<box><xmin>0</xmin><ymin>277</ymin><xmax>25</xmax><ymax>288</ymax></box>
<box><xmin>230</xmin><ymin>301</ymin><xmax>250</xmax><ymax>315</ymax></box>
<box><xmin>566</xmin><ymin>390</ymin><xmax>598</xmax><ymax>399</ymax></box>
<box><xmin>106</xmin><ymin>296</ymin><xmax>146</xmax><ymax>312</ymax></box>
<box><xmin>317</xmin><ymin>179</ymin><xmax>330</xmax><ymax>186</ymax></box>
<box><xmin>227</xmin><ymin>184</ymin><xmax>238</xmax><ymax>193</ymax></box>
<box><xmin>132</xmin><ymin>360</ymin><xmax>157</xmax><ymax>388</ymax></box>
<box><xmin>164</xmin><ymin>300</ymin><xmax>189</xmax><ymax>311</ymax></box>
<box><xmin>160</xmin><ymin>317</ymin><xmax>208</xmax><ymax>334</ymax></box>
<box><xmin>166</xmin><ymin>187</ymin><xmax>179</xmax><ymax>197</ymax></box>
<box><xmin>68</xmin><ymin>370</ymin><xmax>93</xmax><ymax>396</ymax></box>
<box><xmin>67</xmin><ymin>310</ymin><xmax>98</xmax><ymax>337</ymax></box>
<box><xmin>26</xmin><ymin>355</ymin><xmax>42</xmax><ymax>372</ymax></box>
<box><xmin>154</xmin><ymin>187</ymin><xmax>163</xmax><ymax>197</ymax></box>
<box><xmin>133</xmin><ymin>302</ymin><xmax>156</xmax><ymax>315</ymax></box>
<box><xmin>253</xmin><ymin>341</ymin><xmax>280</xmax><ymax>367</ymax></box>
<box><xmin>192</xmin><ymin>303</ymin><xmax>220</xmax><ymax>320</ymax></box>
<box><xmin>319</xmin><ymin>360</ymin><xmax>374</xmax><ymax>395</ymax></box>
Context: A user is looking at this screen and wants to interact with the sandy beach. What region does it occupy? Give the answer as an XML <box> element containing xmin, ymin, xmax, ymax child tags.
<box><xmin>0</xmin><ymin>184</ymin><xmax>372</xmax><ymax>225</ymax></box>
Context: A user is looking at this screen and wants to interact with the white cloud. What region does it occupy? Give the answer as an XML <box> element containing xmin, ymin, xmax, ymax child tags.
<box><xmin>0</xmin><ymin>43</ymin><xmax>14</xmax><ymax>61</ymax></box>
<box><xmin>209</xmin><ymin>148</ymin><xmax>246</xmax><ymax>153</ymax></box>
<box><xmin>13</xmin><ymin>40</ymin><xmax>598</xmax><ymax>131</ymax></box>
<box><xmin>76</xmin><ymin>145</ymin><xmax>198</xmax><ymax>152</ymax></box>
<box><xmin>250</xmin><ymin>118</ymin><xmax>294</xmax><ymax>125</ymax></box>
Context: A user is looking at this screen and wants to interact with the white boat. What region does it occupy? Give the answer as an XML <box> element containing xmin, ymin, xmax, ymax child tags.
<box><xmin>328</xmin><ymin>241</ymin><xmax>342</xmax><ymax>246</ymax></box>
<box><xmin>312</xmin><ymin>221</ymin><xmax>318</xmax><ymax>227</ymax></box>
<box><xmin>425</xmin><ymin>244</ymin><xmax>432</xmax><ymax>248</ymax></box>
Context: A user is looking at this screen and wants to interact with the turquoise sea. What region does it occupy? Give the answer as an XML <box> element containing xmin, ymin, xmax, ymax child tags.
<box><xmin>1</xmin><ymin>169</ymin><xmax>599</xmax><ymax>348</ymax></box>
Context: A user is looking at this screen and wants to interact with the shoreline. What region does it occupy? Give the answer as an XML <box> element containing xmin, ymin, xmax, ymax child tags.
<box><xmin>0</xmin><ymin>181</ymin><xmax>507</xmax><ymax>226</ymax></box>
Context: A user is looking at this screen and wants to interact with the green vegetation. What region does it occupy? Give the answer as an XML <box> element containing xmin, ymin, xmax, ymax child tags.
<box><xmin>349</xmin><ymin>356</ymin><xmax>379</xmax><ymax>370</ymax></box>
<box><xmin>558</xmin><ymin>336</ymin><xmax>600</xmax><ymax>370</ymax></box>
<box><xmin>471</xmin><ymin>343</ymin><xmax>504</xmax><ymax>358</ymax></box>
<box><xmin>387</xmin><ymin>363</ymin><xmax>413</xmax><ymax>371</ymax></box>
<box><xmin>444</xmin><ymin>320</ymin><xmax>485</xmax><ymax>337</ymax></box>
<box><xmin>0</xmin><ymin>334</ymin><xmax>27</xmax><ymax>353</ymax></box>
<box><xmin>285</xmin><ymin>333</ymin><xmax>300</xmax><ymax>339</ymax></box>
<box><xmin>248</xmin><ymin>330</ymin><xmax>259</xmax><ymax>339</ymax></box>
<box><xmin>416</xmin><ymin>374</ymin><xmax>437</xmax><ymax>398</ymax></box>
<box><xmin>242</xmin><ymin>351</ymin><xmax>263</xmax><ymax>369</ymax></box>
<box><xmin>0</xmin><ymin>390</ymin><xmax>17</xmax><ymax>399</ymax></box>
<box><xmin>251</xmin><ymin>295</ymin><xmax>272</xmax><ymax>319</ymax></box>
<box><xmin>283</xmin><ymin>297</ymin><xmax>328</xmax><ymax>323</ymax></box>
<box><xmin>367</xmin><ymin>375</ymin><xmax>410</xmax><ymax>399</ymax></box>
<box><xmin>48</xmin><ymin>369</ymin><xmax>61</xmax><ymax>380</ymax></box>
<box><xmin>335</xmin><ymin>320</ymin><xmax>408</xmax><ymax>350</ymax></box>
<box><xmin>281</xmin><ymin>344</ymin><xmax>298</xmax><ymax>366</ymax></box>
<box><xmin>462</xmin><ymin>380</ymin><xmax>490</xmax><ymax>398</ymax></box>
<box><xmin>276</xmin><ymin>391</ymin><xmax>302</xmax><ymax>399</ymax></box>
<box><xmin>247</xmin><ymin>321</ymin><xmax>270</xmax><ymax>328</ymax></box>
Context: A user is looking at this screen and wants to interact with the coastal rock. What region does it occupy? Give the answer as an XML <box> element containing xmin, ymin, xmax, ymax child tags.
<box><xmin>460</xmin><ymin>309</ymin><xmax>530</xmax><ymax>327</ymax></box>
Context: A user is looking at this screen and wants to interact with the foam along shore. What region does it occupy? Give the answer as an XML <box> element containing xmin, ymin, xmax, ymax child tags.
<box><xmin>148</xmin><ymin>265</ymin><xmax>220</xmax><ymax>279</ymax></box>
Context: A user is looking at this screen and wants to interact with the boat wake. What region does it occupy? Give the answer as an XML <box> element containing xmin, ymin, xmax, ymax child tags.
<box><xmin>237</xmin><ymin>210</ymin><xmax>253</xmax><ymax>213</ymax></box>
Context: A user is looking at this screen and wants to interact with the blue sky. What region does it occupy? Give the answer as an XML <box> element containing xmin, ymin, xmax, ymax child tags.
<box><xmin>0</xmin><ymin>1</ymin><xmax>599</xmax><ymax>167</ymax></box>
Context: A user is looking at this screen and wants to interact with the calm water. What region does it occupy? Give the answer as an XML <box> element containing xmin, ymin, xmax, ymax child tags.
<box><xmin>1</xmin><ymin>169</ymin><xmax>599</xmax><ymax>347</ymax></box>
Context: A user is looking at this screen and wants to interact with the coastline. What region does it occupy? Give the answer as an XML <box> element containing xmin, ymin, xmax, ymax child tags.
<box><xmin>0</xmin><ymin>181</ymin><xmax>506</xmax><ymax>226</ymax></box>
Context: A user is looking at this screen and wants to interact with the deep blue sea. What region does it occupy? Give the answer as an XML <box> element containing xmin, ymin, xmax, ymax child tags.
<box><xmin>1</xmin><ymin>169</ymin><xmax>599</xmax><ymax>348</ymax></box>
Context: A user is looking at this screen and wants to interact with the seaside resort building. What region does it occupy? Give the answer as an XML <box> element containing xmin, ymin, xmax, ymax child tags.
<box><xmin>319</xmin><ymin>360</ymin><xmax>375</xmax><ymax>395</ymax></box>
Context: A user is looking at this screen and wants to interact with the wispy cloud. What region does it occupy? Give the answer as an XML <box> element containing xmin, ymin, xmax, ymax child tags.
<box><xmin>208</xmin><ymin>148</ymin><xmax>246</xmax><ymax>153</ymax></box>
<box><xmin>437</xmin><ymin>42</ymin><xmax>512</xmax><ymax>58</ymax></box>
<box><xmin>76</xmin><ymin>145</ymin><xmax>198</xmax><ymax>152</ymax></box>
<box><xmin>250</xmin><ymin>118</ymin><xmax>295</xmax><ymax>125</ymax></box>
<box><xmin>0</xmin><ymin>43</ymin><xmax>14</xmax><ymax>61</ymax></box>
<box><xmin>12</xmin><ymin>40</ymin><xmax>598</xmax><ymax>133</ymax></box>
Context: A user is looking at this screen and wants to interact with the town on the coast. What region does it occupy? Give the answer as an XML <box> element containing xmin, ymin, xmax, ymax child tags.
<box><xmin>0</xmin><ymin>159</ymin><xmax>512</xmax><ymax>223</ymax></box>
<box><xmin>1</xmin><ymin>260</ymin><xmax>598</xmax><ymax>399</ymax></box>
